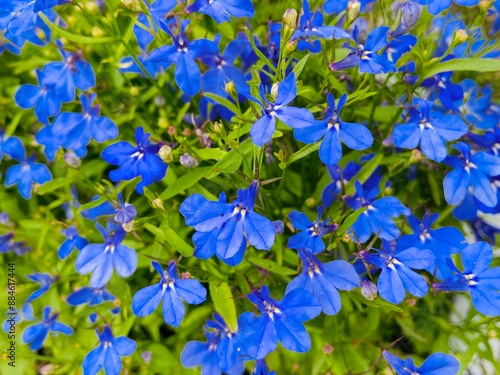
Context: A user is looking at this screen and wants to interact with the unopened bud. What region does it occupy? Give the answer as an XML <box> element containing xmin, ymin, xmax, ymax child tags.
<box><xmin>130</xmin><ymin>86</ymin><xmax>139</xmax><ymax>96</ymax></box>
<box><xmin>454</xmin><ymin>29</ymin><xmax>468</xmax><ymax>44</ymax></box>
<box><xmin>180</xmin><ymin>153</ymin><xmax>199</xmax><ymax>168</ymax></box>
<box><xmin>122</xmin><ymin>220</ymin><xmax>135</xmax><ymax>232</ymax></box>
<box><xmin>271</xmin><ymin>82</ymin><xmax>279</xmax><ymax>101</ymax></box>
<box><xmin>91</xmin><ymin>27</ymin><xmax>104</xmax><ymax>37</ymax></box>
<box><xmin>273</xmin><ymin>220</ymin><xmax>285</xmax><ymax>235</ymax></box>
<box><xmin>152</xmin><ymin>197</ymin><xmax>165</xmax><ymax>211</ymax></box>
<box><xmin>225</xmin><ymin>81</ymin><xmax>236</xmax><ymax>96</ymax></box>
<box><xmin>305</xmin><ymin>197</ymin><xmax>317</xmax><ymax>208</ymax></box>
<box><xmin>181</xmin><ymin>271</ymin><xmax>191</xmax><ymax>279</ymax></box>
<box><xmin>64</xmin><ymin>151</ymin><xmax>81</xmax><ymax>168</ymax></box>
<box><xmin>361</xmin><ymin>280</ymin><xmax>378</xmax><ymax>301</ymax></box>
<box><xmin>154</xmin><ymin>95</ymin><xmax>166</xmax><ymax>107</ymax></box>
<box><xmin>158</xmin><ymin>118</ymin><xmax>168</xmax><ymax>129</ymax></box>
<box><xmin>285</xmin><ymin>39</ymin><xmax>297</xmax><ymax>53</ymax></box>
<box><xmin>141</xmin><ymin>351</ymin><xmax>153</xmax><ymax>365</ymax></box>
<box><xmin>409</xmin><ymin>149</ymin><xmax>422</xmax><ymax>164</ymax></box>
<box><xmin>158</xmin><ymin>145</ymin><xmax>173</xmax><ymax>163</ymax></box>
<box><xmin>479</xmin><ymin>0</ymin><xmax>493</xmax><ymax>11</ymax></box>
<box><xmin>282</xmin><ymin>9</ymin><xmax>297</xmax><ymax>40</ymax></box>
<box><xmin>347</xmin><ymin>0</ymin><xmax>361</xmax><ymax>22</ymax></box>
<box><xmin>213</xmin><ymin>121</ymin><xmax>224</xmax><ymax>135</ymax></box>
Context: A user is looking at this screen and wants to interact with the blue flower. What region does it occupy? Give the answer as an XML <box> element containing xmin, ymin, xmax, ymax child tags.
<box><xmin>286</xmin><ymin>249</ymin><xmax>359</xmax><ymax>314</ymax></box>
<box><xmin>433</xmin><ymin>242</ymin><xmax>500</xmax><ymax>316</ymax></box>
<box><xmin>287</xmin><ymin>207</ymin><xmax>337</xmax><ymax>253</ymax></box>
<box><xmin>344</xmin><ymin>181</ymin><xmax>410</xmax><ymax>242</ymax></box>
<box><xmin>67</xmin><ymin>286</ymin><xmax>116</xmax><ymax>306</ymax></box>
<box><xmin>323</xmin><ymin>0</ymin><xmax>375</xmax><ymax>13</ymax></box>
<box><xmin>359</xmin><ymin>242</ymin><xmax>434</xmax><ymax>304</ymax></box>
<box><xmin>239</xmin><ymin>285</ymin><xmax>321</xmax><ymax>359</ymax></box>
<box><xmin>3</xmin><ymin>303</ymin><xmax>33</xmax><ymax>333</ymax></box>
<box><xmin>114</xmin><ymin>194</ymin><xmax>137</xmax><ymax>224</ymax></box>
<box><xmin>82</xmin><ymin>325</ymin><xmax>136</xmax><ymax>375</ymax></box>
<box><xmin>459</xmin><ymin>79</ymin><xmax>499</xmax><ymax>130</ymax></box>
<box><xmin>181</xmin><ymin>313</ymin><xmax>244</xmax><ymax>374</ymax></box>
<box><xmin>22</xmin><ymin>306</ymin><xmax>73</xmax><ymax>351</ymax></box>
<box><xmin>58</xmin><ymin>226</ymin><xmax>88</xmax><ymax>260</ymax></box>
<box><xmin>0</xmin><ymin>233</ymin><xmax>31</xmax><ymax>255</ymax></box>
<box><xmin>75</xmin><ymin>222</ymin><xmax>137</xmax><ymax>288</ymax></box>
<box><xmin>322</xmin><ymin>162</ymin><xmax>361</xmax><ymax>207</ymax></box>
<box><xmin>132</xmin><ymin>261</ymin><xmax>206</xmax><ymax>327</ymax></box>
<box><xmin>0</xmin><ymin>131</ymin><xmax>23</xmax><ymax>163</ymax></box>
<box><xmin>149</xmin><ymin>20</ymin><xmax>219</xmax><ymax>96</ymax></box>
<box><xmin>252</xmin><ymin>360</ymin><xmax>276</xmax><ymax>375</ymax></box>
<box><xmin>51</xmin><ymin>93</ymin><xmax>118</xmax><ymax>158</ymax></box>
<box><xmin>26</xmin><ymin>272</ymin><xmax>57</xmax><ymax>303</ymax></box>
<box><xmin>248</xmin><ymin>73</ymin><xmax>315</xmax><ymax>146</ymax></box>
<box><xmin>329</xmin><ymin>26</ymin><xmax>395</xmax><ymax>74</ymax></box>
<box><xmin>383</xmin><ymin>350</ymin><xmax>459</xmax><ymax>375</ymax></box>
<box><xmin>180</xmin><ymin>181</ymin><xmax>275</xmax><ymax>265</ymax></box>
<box><xmin>186</xmin><ymin>0</ymin><xmax>255</xmax><ymax>23</ymax></box>
<box><xmin>14</xmin><ymin>67</ymin><xmax>63</xmax><ymax>125</ymax></box>
<box><xmin>382</xmin><ymin>34</ymin><xmax>417</xmax><ymax>62</ymax></box>
<box><xmin>392</xmin><ymin>99</ymin><xmax>468</xmax><ymax>162</ymax></box>
<box><xmin>43</xmin><ymin>43</ymin><xmax>96</xmax><ymax>102</ymax></box>
<box><xmin>101</xmin><ymin>127</ymin><xmax>168</xmax><ymax>194</ymax></box>
<box><xmin>291</xmin><ymin>0</ymin><xmax>350</xmax><ymax>53</ymax></box>
<box><xmin>5</xmin><ymin>144</ymin><xmax>52</xmax><ymax>199</ymax></box>
<box><xmin>426</xmin><ymin>0</ymin><xmax>480</xmax><ymax>15</ymax></box>
<box><xmin>443</xmin><ymin>142</ymin><xmax>500</xmax><ymax>207</ymax></box>
<box><xmin>396</xmin><ymin>213</ymin><xmax>466</xmax><ymax>279</ymax></box>
<box><xmin>391</xmin><ymin>2</ymin><xmax>422</xmax><ymax>36</ymax></box>
<box><xmin>294</xmin><ymin>93</ymin><xmax>373</xmax><ymax>164</ymax></box>
<box><xmin>421</xmin><ymin>71</ymin><xmax>464</xmax><ymax>111</ymax></box>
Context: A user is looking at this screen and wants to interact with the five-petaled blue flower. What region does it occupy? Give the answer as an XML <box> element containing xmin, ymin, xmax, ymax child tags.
<box><xmin>67</xmin><ymin>286</ymin><xmax>116</xmax><ymax>306</ymax></box>
<box><xmin>75</xmin><ymin>222</ymin><xmax>137</xmax><ymax>288</ymax></box>
<box><xmin>286</xmin><ymin>249</ymin><xmax>359</xmax><ymax>314</ymax></box>
<box><xmin>329</xmin><ymin>26</ymin><xmax>395</xmax><ymax>74</ymax></box>
<box><xmin>58</xmin><ymin>226</ymin><xmax>88</xmax><ymax>260</ymax></box>
<box><xmin>345</xmin><ymin>181</ymin><xmax>410</xmax><ymax>243</ymax></box>
<box><xmin>101</xmin><ymin>126</ymin><xmax>168</xmax><ymax>194</ymax></box>
<box><xmin>26</xmin><ymin>272</ymin><xmax>57</xmax><ymax>303</ymax></box>
<box><xmin>433</xmin><ymin>242</ymin><xmax>500</xmax><ymax>316</ymax></box>
<box><xmin>180</xmin><ymin>181</ymin><xmax>275</xmax><ymax>265</ymax></box>
<box><xmin>287</xmin><ymin>207</ymin><xmax>337</xmax><ymax>253</ymax></box>
<box><xmin>392</xmin><ymin>99</ymin><xmax>468</xmax><ymax>162</ymax></box>
<box><xmin>186</xmin><ymin>0</ymin><xmax>255</xmax><ymax>24</ymax></box>
<box><xmin>294</xmin><ymin>93</ymin><xmax>373</xmax><ymax>165</ymax></box>
<box><xmin>291</xmin><ymin>0</ymin><xmax>350</xmax><ymax>53</ymax></box>
<box><xmin>132</xmin><ymin>261</ymin><xmax>206</xmax><ymax>327</ymax></box>
<box><xmin>443</xmin><ymin>142</ymin><xmax>500</xmax><ymax>207</ymax></box>
<box><xmin>5</xmin><ymin>143</ymin><xmax>52</xmax><ymax>199</ymax></box>
<box><xmin>51</xmin><ymin>93</ymin><xmax>118</xmax><ymax>159</ymax></box>
<box><xmin>239</xmin><ymin>285</ymin><xmax>321</xmax><ymax>359</ymax></box>
<box><xmin>149</xmin><ymin>20</ymin><xmax>219</xmax><ymax>96</ymax></box>
<box><xmin>82</xmin><ymin>325</ymin><xmax>136</xmax><ymax>375</ymax></box>
<box><xmin>0</xmin><ymin>131</ymin><xmax>23</xmax><ymax>163</ymax></box>
<box><xmin>359</xmin><ymin>242</ymin><xmax>434</xmax><ymax>304</ymax></box>
<box><xmin>396</xmin><ymin>213</ymin><xmax>467</xmax><ymax>279</ymax></box>
<box><xmin>383</xmin><ymin>350</ymin><xmax>459</xmax><ymax>375</ymax></box>
<box><xmin>22</xmin><ymin>306</ymin><xmax>73</xmax><ymax>351</ymax></box>
<box><xmin>248</xmin><ymin>73</ymin><xmax>315</xmax><ymax>146</ymax></box>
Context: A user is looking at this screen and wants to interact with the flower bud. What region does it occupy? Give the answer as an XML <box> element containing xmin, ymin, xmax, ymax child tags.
<box><xmin>409</xmin><ymin>149</ymin><xmax>422</xmax><ymax>164</ymax></box>
<box><xmin>64</xmin><ymin>151</ymin><xmax>81</xmax><ymax>168</ymax></box>
<box><xmin>158</xmin><ymin>118</ymin><xmax>168</xmax><ymax>129</ymax></box>
<box><xmin>271</xmin><ymin>82</ymin><xmax>279</xmax><ymax>101</ymax></box>
<box><xmin>154</xmin><ymin>95</ymin><xmax>166</xmax><ymax>107</ymax></box>
<box><xmin>225</xmin><ymin>81</ymin><xmax>236</xmax><ymax>97</ymax></box>
<box><xmin>213</xmin><ymin>121</ymin><xmax>224</xmax><ymax>135</ymax></box>
<box><xmin>141</xmin><ymin>351</ymin><xmax>153</xmax><ymax>365</ymax></box>
<box><xmin>122</xmin><ymin>220</ymin><xmax>135</xmax><ymax>232</ymax></box>
<box><xmin>180</xmin><ymin>153</ymin><xmax>199</xmax><ymax>168</ymax></box>
<box><xmin>152</xmin><ymin>197</ymin><xmax>165</xmax><ymax>211</ymax></box>
<box><xmin>347</xmin><ymin>0</ymin><xmax>361</xmax><ymax>22</ymax></box>
<box><xmin>361</xmin><ymin>280</ymin><xmax>378</xmax><ymax>301</ymax></box>
<box><xmin>130</xmin><ymin>86</ymin><xmax>139</xmax><ymax>96</ymax></box>
<box><xmin>273</xmin><ymin>220</ymin><xmax>285</xmax><ymax>235</ymax></box>
<box><xmin>167</xmin><ymin>125</ymin><xmax>176</xmax><ymax>135</ymax></box>
<box><xmin>453</xmin><ymin>29</ymin><xmax>468</xmax><ymax>44</ymax></box>
<box><xmin>285</xmin><ymin>39</ymin><xmax>297</xmax><ymax>53</ymax></box>
<box><xmin>158</xmin><ymin>145</ymin><xmax>174</xmax><ymax>163</ymax></box>
<box><xmin>282</xmin><ymin>9</ymin><xmax>297</xmax><ymax>40</ymax></box>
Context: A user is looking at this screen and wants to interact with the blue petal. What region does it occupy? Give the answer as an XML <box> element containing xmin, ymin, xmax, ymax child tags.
<box><xmin>396</xmin><ymin>263</ymin><xmax>429</xmax><ymax>298</ymax></box>
<box><xmin>470</xmin><ymin>285</ymin><xmax>500</xmax><ymax>316</ymax></box>
<box><xmin>103</xmin><ymin>347</ymin><xmax>122</xmax><ymax>375</ymax></box>
<box><xmin>191</xmin><ymin>201</ymin><xmax>233</xmax><ymax>231</ymax></box>
<box><xmin>51</xmin><ymin>322</ymin><xmax>73</xmax><ymax>335</ymax></box>
<box><xmin>162</xmin><ymin>288</ymin><xmax>185</xmax><ymax>327</ymax></box>
<box><xmin>279</xmin><ymin>288</ymin><xmax>321</xmax><ymax>322</ymax></box>
<box><xmin>132</xmin><ymin>284</ymin><xmax>164</xmax><ymax>316</ymax></box>
<box><xmin>216</xmin><ymin>217</ymin><xmax>246</xmax><ymax>259</ymax></box>
<box><xmin>244</xmin><ymin>211</ymin><xmax>275</xmax><ymax>250</ymax></box>
<box><xmin>294</xmin><ymin>120</ymin><xmax>327</xmax><ymax>144</ymax></box>
<box><xmin>470</xmin><ymin>169</ymin><xmax>496</xmax><ymax>207</ymax></box>
<box><xmin>472</xmin><ymin>152</ymin><xmax>500</xmax><ymax>176</ymax></box>
<box><xmin>461</xmin><ymin>242</ymin><xmax>492</xmax><ymax>274</ymax></box>
<box><xmin>113</xmin><ymin>336</ymin><xmax>137</xmax><ymax>356</ymax></box>
<box><xmin>420</xmin><ymin>126</ymin><xmax>447</xmax><ymax>162</ymax></box>
<box><xmin>15</xmin><ymin>84</ymin><xmax>41</xmax><ymax>108</ymax></box>
<box><xmin>418</xmin><ymin>352</ymin><xmax>460</xmax><ymax>375</ymax></box>
<box><xmin>75</xmin><ymin>244</ymin><xmax>104</xmax><ymax>274</ymax></box>
<box><xmin>378</xmin><ymin>266</ymin><xmax>405</xmax><ymax>304</ymax></box>
<box><xmin>365</xmin><ymin>26</ymin><xmax>389</xmax><ymax>52</ymax></box>
<box><xmin>175</xmin><ymin>52</ymin><xmax>201</xmax><ymax>96</ymax></box>
<box><xmin>288</xmin><ymin>211</ymin><xmax>313</xmax><ymax>230</ymax></box>
<box><xmin>181</xmin><ymin>341</ymin><xmax>209</xmax><ymax>367</ymax></box>
<box><xmin>382</xmin><ymin>351</ymin><xmax>410</xmax><ymax>374</ymax></box>
<box><xmin>274</xmin><ymin>106</ymin><xmax>315</xmax><ymax>129</ymax></box>
<box><xmin>319</xmin><ymin>128</ymin><xmax>342</xmax><ymax>165</ymax></box>
<box><xmin>180</xmin><ymin>194</ymin><xmax>208</xmax><ymax>224</ymax></box>
<box><xmin>112</xmin><ymin>245</ymin><xmax>137</xmax><ymax>277</ymax></box>
<box><xmin>443</xmin><ymin>168</ymin><xmax>470</xmax><ymax>205</ymax></box>
<box><xmin>275</xmin><ymin>73</ymin><xmax>297</xmax><ymax>106</ymax></box>
<box><xmin>395</xmin><ymin>248</ymin><xmax>435</xmax><ymax>270</ymax></box>
<box><xmin>312</xmin><ymin>273</ymin><xmax>342</xmax><ymax>314</ymax></box>
<box><xmin>392</xmin><ymin>122</ymin><xmax>421</xmax><ymax>149</ymax></box>
<box><xmin>242</xmin><ymin>316</ymin><xmax>277</xmax><ymax>360</ymax></box>
<box><xmin>274</xmin><ymin>317</ymin><xmax>311</xmax><ymax>353</ymax></box>
<box><xmin>340</xmin><ymin>122</ymin><xmax>373</xmax><ymax>150</ymax></box>
<box><xmin>175</xmin><ymin>279</ymin><xmax>207</xmax><ymax>304</ymax></box>
<box><xmin>90</xmin><ymin>255</ymin><xmax>114</xmax><ymax>288</ymax></box>
<box><xmin>250</xmin><ymin>114</ymin><xmax>276</xmax><ymax>147</ymax></box>
<box><xmin>82</xmin><ymin>346</ymin><xmax>105</xmax><ymax>375</ymax></box>
<box><xmin>322</xmin><ymin>260</ymin><xmax>360</xmax><ymax>290</ymax></box>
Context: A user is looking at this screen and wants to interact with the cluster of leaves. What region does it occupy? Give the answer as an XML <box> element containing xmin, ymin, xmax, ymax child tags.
<box><xmin>1</xmin><ymin>0</ymin><xmax>500</xmax><ymax>374</ymax></box>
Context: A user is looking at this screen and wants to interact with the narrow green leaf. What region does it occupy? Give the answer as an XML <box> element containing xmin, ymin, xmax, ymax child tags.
<box><xmin>335</xmin><ymin>208</ymin><xmax>366</xmax><ymax>238</ymax></box>
<box><xmin>194</xmin><ymin>148</ymin><xmax>227</xmax><ymax>161</ymax></box>
<box><xmin>143</xmin><ymin>223</ymin><xmax>194</xmax><ymax>256</ymax></box>
<box><xmin>204</xmin><ymin>93</ymin><xmax>241</xmax><ymax>116</ymax></box>
<box><xmin>422</xmin><ymin>58</ymin><xmax>500</xmax><ymax>79</ymax></box>
<box><xmin>352</xmin><ymin>293</ymin><xmax>403</xmax><ymax>313</ymax></box>
<box><xmin>205</xmin><ymin>140</ymin><xmax>252</xmax><ymax>179</ymax></box>
<box><xmin>281</xmin><ymin>141</ymin><xmax>320</xmax><ymax>169</ymax></box>
<box><xmin>209</xmin><ymin>281</ymin><xmax>238</xmax><ymax>331</ymax></box>
<box><xmin>160</xmin><ymin>166</ymin><xmax>211</xmax><ymax>200</ymax></box>
<box><xmin>247</xmin><ymin>256</ymin><xmax>297</xmax><ymax>276</ymax></box>
<box><xmin>41</xmin><ymin>15</ymin><xmax>120</xmax><ymax>44</ymax></box>
<box><xmin>292</xmin><ymin>54</ymin><xmax>310</xmax><ymax>80</ymax></box>
<box><xmin>37</xmin><ymin>177</ymin><xmax>75</xmax><ymax>195</ymax></box>
<box><xmin>77</xmin><ymin>196</ymin><xmax>108</xmax><ymax>213</ymax></box>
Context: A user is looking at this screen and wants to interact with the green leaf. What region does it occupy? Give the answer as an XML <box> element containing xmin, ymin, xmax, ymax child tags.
<box><xmin>280</xmin><ymin>141</ymin><xmax>320</xmax><ymax>169</ymax></box>
<box><xmin>351</xmin><ymin>293</ymin><xmax>403</xmax><ymax>313</ymax></box>
<box><xmin>334</xmin><ymin>208</ymin><xmax>366</xmax><ymax>238</ymax></box>
<box><xmin>243</xmin><ymin>26</ymin><xmax>278</xmax><ymax>74</ymax></box>
<box><xmin>194</xmin><ymin>148</ymin><xmax>227</xmax><ymax>161</ymax></box>
<box><xmin>204</xmin><ymin>93</ymin><xmax>241</xmax><ymax>116</ymax></box>
<box><xmin>41</xmin><ymin>15</ymin><xmax>120</xmax><ymax>44</ymax></box>
<box><xmin>209</xmin><ymin>281</ymin><xmax>238</xmax><ymax>331</ymax></box>
<box><xmin>37</xmin><ymin>177</ymin><xmax>75</xmax><ymax>195</ymax></box>
<box><xmin>76</xmin><ymin>196</ymin><xmax>108</xmax><ymax>213</ymax></box>
<box><xmin>247</xmin><ymin>256</ymin><xmax>297</xmax><ymax>276</ymax></box>
<box><xmin>292</xmin><ymin>54</ymin><xmax>310</xmax><ymax>80</ymax></box>
<box><xmin>205</xmin><ymin>140</ymin><xmax>252</xmax><ymax>179</ymax></box>
<box><xmin>143</xmin><ymin>223</ymin><xmax>194</xmax><ymax>256</ymax></box>
<box><xmin>160</xmin><ymin>166</ymin><xmax>211</xmax><ymax>200</ymax></box>
<box><xmin>422</xmin><ymin>58</ymin><xmax>500</xmax><ymax>79</ymax></box>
